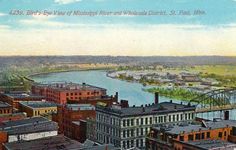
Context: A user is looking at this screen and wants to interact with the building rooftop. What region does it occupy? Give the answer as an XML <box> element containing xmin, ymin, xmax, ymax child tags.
<box><xmin>19</xmin><ymin>101</ymin><xmax>57</xmax><ymax>109</ymax></box>
<box><xmin>3</xmin><ymin>135</ymin><xmax>82</xmax><ymax>150</ymax></box>
<box><xmin>4</xmin><ymin>135</ymin><xmax>120</xmax><ymax>150</ymax></box>
<box><xmin>153</xmin><ymin>119</ymin><xmax>236</xmax><ymax>135</ymax></box>
<box><xmin>66</xmin><ymin>104</ymin><xmax>95</xmax><ymax>111</ymax></box>
<box><xmin>4</xmin><ymin>93</ymin><xmax>45</xmax><ymax>99</ymax></box>
<box><xmin>0</xmin><ymin>101</ymin><xmax>11</xmax><ymax>108</ymax></box>
<box><xmin>0</xmin><ymin>117</ymin><xmax>58</xmax><ymax>135</ymax></box>
<box><xmin>182</xmin><ymin>139</ymin><xmax>236</xmax><ymax>150</ymax></box>
<box><xmin>34</xmin><ymin>82</ymin><xmax>106</xmax><ymax>92</ymax></box>
<box><xmin>96</xmin><ymin>101</ymin><xmax>196</xmax><ymax>117</ymax></box>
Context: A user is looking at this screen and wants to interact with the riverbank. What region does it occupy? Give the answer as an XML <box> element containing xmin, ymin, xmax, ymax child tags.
<box><xmin>144</xmin><ymin>87</ymin><xmax>202</xmax><ymax>102</ymax></box>
<box><xmin>0</xmin><ymin>63</ymin><xmax>118</xmax><ymax>91</ymax></box>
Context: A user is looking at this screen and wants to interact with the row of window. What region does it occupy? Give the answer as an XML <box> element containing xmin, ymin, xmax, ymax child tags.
<box><xmin>122</xmin><ymin>127</ymin><xmax>150</xmax><ymax>138</ymax></box>
<box><xmin>66</xmin><ymin>91</ymin><xmax>100</xmax><ymax>96</ymax></box>
<box><xmin>122</xmin><ymin>138</ymin><xmax>144</xmax><ymax>149</ymax></box>
<box><xmin>0</xmin><ymin>109</ymin><xmax>11</xmax><ymax>114</ymax></box>
<box><xmin>96</xmin><ymin>133</ymin><xmax>145</xmax><ymax>149</ymax></box>
<box><xmin>96</xmin><ymin>123</ymin><xmax>120</xmax><ymax>137</ymax></box>
<box><xmin>180</xmin><ymin>130</ymin><xmax>229</xmax><ymax>141</ymax></box>
<box><xmin>97</xmin><ymin>114</ymin><xmax>121</xmax><ymax>126</ymax></box>
<box><xmin>122</xmin><ymin>113</ymin><xmax>194</xmax><ymax>127</ymax></box>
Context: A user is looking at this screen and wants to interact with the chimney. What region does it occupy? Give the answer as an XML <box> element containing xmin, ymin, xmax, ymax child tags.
<box><xmin>115</xmin><ymin>92</ymin><xmax>118</xmax><ymax>102</ymax></box>
<box><xmin>155</xmin><ymin>92</ymin><xmax>159</xmax><ymax>104</ymax></box>
<box><xmin>120</xmin><ymin>100</ymin><xmax>129</xmax><ymax>108</ymax></box>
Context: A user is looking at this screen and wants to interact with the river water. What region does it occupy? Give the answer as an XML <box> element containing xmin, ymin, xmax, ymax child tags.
<box><xmin>31</xmin><ymin>70</ymin><xmax>179</xmax><ymax>106</ymax></box>
<box><xmin>31</xmin><ymin>70</ymin><xmax>236</xmax><ymax>120</ymax></box>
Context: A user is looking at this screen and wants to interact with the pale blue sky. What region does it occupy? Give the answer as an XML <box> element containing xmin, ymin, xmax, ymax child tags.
<box><xmin>0</xmin><ymin>0</ymin><xmax>236</xmax><ymax>56</ymax></box>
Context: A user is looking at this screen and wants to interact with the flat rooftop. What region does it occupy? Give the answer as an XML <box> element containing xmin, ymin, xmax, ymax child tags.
<box><xmin>4</xmin><ymin>135</ymin><xmax>120</xmax><ymax>150</ymax></box>
<box><xmin>3</xmin><ymin>135</ymin><xmax>82</xmax><ymax>150</ymax></box>
<box><xmin>0</xmin><ymin>117</ymin><xmax>58</xmax><ymax>135</ymax></box>
<box><xmin>153</xmin><ymin>119</ymin><xmax>236</xmax><ymax>135</ymax></box>
<box><xmin>97</xmin><ymin>101</ymin><xmax>196</xmax><ymax>117</ymax></box>
<box><xmin>66</xmin><ymin>104</ymin><xmax>95</xmax><ymax>111</ymax></box>
<box><xmin>19</xmin><ymin>101</ymin><xmax>57</xmax><ymax>109</ymax></box>
<box><xmin>182</xmin><ymin>139</ymin><xmax>236</xmax><ymax>150</ymax></box>
<box><xmin>4</xmin><ymin>93</ymin><xmax>45</xmax><ymax>99</ymax></box>
<box><xmin>34</xmin><ymin>82</ymin><xmax>106</xmax><ymax>91</ymax></box>
<box><xmin>0</xmin><ymin>101</ymin><xmax>11</xmax><ymax>108</ymax></box>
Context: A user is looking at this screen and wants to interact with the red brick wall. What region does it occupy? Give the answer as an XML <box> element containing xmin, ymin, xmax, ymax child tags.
<box><xmin>0</xmin><ymin>132</ymin><xmax>8</xmax><ymax>150</ymax></box>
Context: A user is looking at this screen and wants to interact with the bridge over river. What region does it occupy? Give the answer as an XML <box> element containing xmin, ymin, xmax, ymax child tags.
<box><xmin>190</xmin><ymin>88</ymin><xmax>236</xmax><ymax>114</ymax></box>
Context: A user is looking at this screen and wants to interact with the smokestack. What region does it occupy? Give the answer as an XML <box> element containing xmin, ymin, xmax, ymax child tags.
<box><xmin>155</xmin><ymin>92</ymin><xmax>159</xmax><ymax>104</ymax></box>
<box><xmin>115</xmin><ymin>92</ymin><xmax>118</xmax><ymax>102</ymax></box>
<box><xmin>120</xmin><ymin>100</ymin><xmax>129</xmax><ymax>108</ymax></box>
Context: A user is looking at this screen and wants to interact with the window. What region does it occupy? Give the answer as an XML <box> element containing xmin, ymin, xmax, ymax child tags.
<box><xmin>136</xmin><ymin>139</ymin><xmax>139</xmax><ymax>147</ymax></box>
<box><xmin>180</xmin><ymin>136</ymin><xmax>184</xmax><ymax>141</ymax></box>
<box><xmin>145</xmin><ymin>128</ymin><xmax>148</xmax><ymax>134</ymax></box>
<box><xmin>150</xmin><ymin>117</ymin><xmax>152</xmax><ymax>124</ymax></box>
<box><xmin>123</xmin><ymin>131</ymin><xmax>126</xmax><ymax>138</ymax></box>
<box><xmin>169</xmin><ymin>115</ymin><xmax>171</xmax><ymax>122</ymax></box>
<box><xmin>131</xmin><ymin>129</ymin><xmax>134</xmax><ymax>137</ymax></box>
<box><xmin>66</xmin><ymin>93</ymin><xmax>69</xmax><ymax>96</ymax></box>
<box><xmin>141</xmin><ymin>128</ymin><xmax>143</xmax><ymax>136</ymax></box>
<box><xmin>140</xmin><ymin>139</ymin><xmax>143</xmax><ymax>147</ymax></box>
<box><xmin>201</xmin><ymin>133</ymin><xmax>205</xmax><ymax>139</ymax></box>
<box><xmin>127</xmin><ymin>119</ymin><xmax>130</xmax><ymax>127</ymax></box>
<box><xmin>127</xmin><ymin>130</ymin><xmax>130</xmax><ymax>137</ymax></box>
<box><xmin>145</xmin><ymin>118</ymin><xmax>148</xmax><ymax>125</ymax></box>
<box><xmin>123</xmin><ymin>120</ymin><xmax>126</xmax><ymax>127</ymax></box>
<box><xmin>131</xmin><ymin>140</ymin><xmax>134</xmax><ymax>147</ymax></box>
<box><xmin>131</xmin><ymin>119</ymin><xmax>134</xmax><ymax>126</ymax></box>
<box><xmin>141</xmin><ymin>118</ymin><xmax>143</xmax><ymax>125</ymax></box>
<box><xmin>136</xmin><ymin>128</ymin><xmax>139</xmax><ymax>136</ymax></box>
<box><xmin>207</xmin><ymin>132</ymin><xmax>210</xmax><ymax>138</ymax></box>
<box><xmin>219</xmin><ymin>132</ymin><xmax>222</xmax><ymax>138</ymax></box>
<box><xmin>224</xmin><ymin>131</ymin><xmax>227</xmax><ymax>136</ymax></box>
<box><xmin>136</xmin><ymin>119</ymin><xmax>139</xmax><ymax>126</ymax></box>
<box><xmin>127</xmin><ymin>140</ymin><xmax>130</xmax><ymax>148</ymax></box>
<box><xmin>195</xmin><ymin>133</ymin><xmax>200</xmax><ymax>140</ymax></box>
<box><xmin>177</xmin><ymin>114</ymin><xmax>179</xmax><ymax>121</ymax></box>
<box><xmin>188</xmin><ymin>134</ymin><xmax>194</xmax><ymax>141</ymax></box>
<box><xmin>123</xmin><ymin>141</ymin><xmax>126</xmax><ymax>148</ymax></box>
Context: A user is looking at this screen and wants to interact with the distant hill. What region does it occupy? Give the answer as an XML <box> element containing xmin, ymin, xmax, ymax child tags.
<box><xmin>0</xmin><ymin>56</ymin><xmax>236</xmax><ymax>68</ymax></box>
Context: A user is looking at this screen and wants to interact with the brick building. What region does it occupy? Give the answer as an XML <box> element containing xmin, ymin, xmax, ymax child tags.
<box><xmin>0</xmin><ymin>113</ymin><xmax>26</xmax><ymax>125</ymax></box>
<box><xmin>146</xmin><ymin>119</ymin><xmax>236</xmax><ymax>150</ymax></box>
<box><xmin>0</xmin><ymin>93</ymin><xmax>45</xmax><ymax>109</ymax></box>
<box><xmin>52</xmin><ymin>104</ymin><xmax>96</xmax><ymax>143</ymax></box>
<box><xmin>0</xmin><ymin>117</ymin><xmax>58</xmax><ymax>150</ymax></box>
<box><xmin>0</xmin><ymin>102</ymin><xmax>12</xmax><ymax>115</ymax></box>
<box><xmin>31</xmin><ymin>82</ymin><xmax>113</xmax><ymax>105</ymax></box>
<box><xmin>3</xmin><ymin>134</ymin><xmax>120</xmax><ymax>150</ymax></box>
<box><xmin>19</xmin><ymin>101</ymin><xmax>57</xmax><ymax>117</ymax></box>
<box><xmin>95</xmin><ymin>97</ymin><xmax>196</xmax><ymax>149</ymax></box>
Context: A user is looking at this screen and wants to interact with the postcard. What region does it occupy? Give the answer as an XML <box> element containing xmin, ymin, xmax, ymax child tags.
<box><xmin>0</xmin><ymin>1</ymin><xmax>236</xmax><ymax>150</ymax></box>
